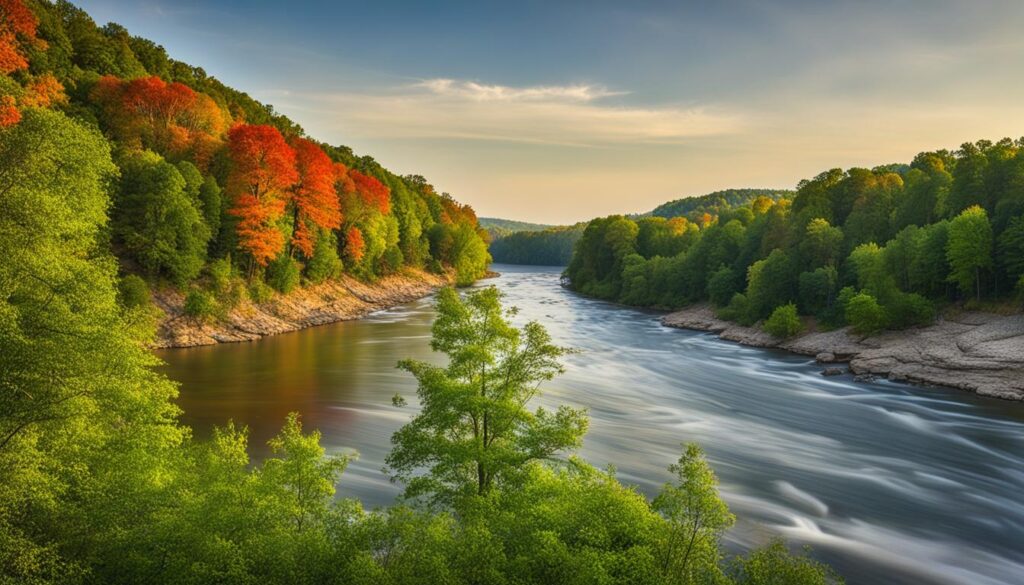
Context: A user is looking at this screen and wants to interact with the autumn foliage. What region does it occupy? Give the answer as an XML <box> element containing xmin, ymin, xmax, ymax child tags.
<box><xmin>290</xmin><ymin>137</ymin><xmax>342</xmax><ymax>256</ymax></box>
<box><xmin>227</xmin><ymin>124</ymin><xmax>298</xmax><ymax>266</ymax></box>
<box><xmin>350</xmin><ymin>169</ymin><xmax>390</xmax><ymax>214</ymax></box>
<box><xmin>0</xmin><ymin>0</ymin><xmax>40</xmax><ymax>74</ymax></box>
<box><xmin>344</xmin><ymin>226</ymin><xmax>366</xmax><ymax>264</ymax></box>
<box><xmin>91</xmin><ymin>75</ymin><xmax>225</xmax><ymax>165</ymax></box>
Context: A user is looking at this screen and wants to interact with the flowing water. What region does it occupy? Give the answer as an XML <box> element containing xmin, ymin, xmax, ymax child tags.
<box><xmin>158</xmin><ymin>264</ymin><xmax>1024</xmax><ymax>585</ymax></box>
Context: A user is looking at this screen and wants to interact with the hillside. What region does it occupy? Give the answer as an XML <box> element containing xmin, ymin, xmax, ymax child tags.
<box><xmin>0</xmin><ymin>0</ymin><xmax>491</xmax><ymax>329</ymax></box>
<box><xmin>651</xmin><ymin>188</ymin><xmax>793</xmax><ymax>220</ymax></box>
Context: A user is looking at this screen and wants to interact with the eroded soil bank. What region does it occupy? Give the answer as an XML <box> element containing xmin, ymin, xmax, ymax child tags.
<box><xmin>153</xmin><ymin>270</ymin><xmax>451</xmax><ymax>348</ymax></box>
<box><xmin>662</xmin><ymin>304</ymin><xmax>1024</xmax><ymax>400</ymax></box>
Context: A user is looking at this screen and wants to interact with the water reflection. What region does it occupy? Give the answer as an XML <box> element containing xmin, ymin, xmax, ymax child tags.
<box><xmin>159</xmin><ymin>265</ymin><xmax>1024</xmax><ymax>585</ymax></box>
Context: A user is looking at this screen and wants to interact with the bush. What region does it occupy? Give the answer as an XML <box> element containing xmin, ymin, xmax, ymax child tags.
<box><xmin>845</xmin><ymin>292</ymin><xmax>887</xmax><ymax>335</ymax></box>
<box><xmin>249</xmin><ymin>279</ymin><xmax>274</xmax><ymax>304</ymax></box>
<box><xmin>764</xmin><ymin>303</ymin><xmax>803</xmax><ymax>338</ymax></box>
<box><xmin>717</xmin><ymin>293</ymin><xmax>754</xmax><ymax>325</ymax></box>
<box><xmin>183</xmin><ymin>290</ymin><xmax>219</xmax><ymax>322</ymax></box>
<box><xmin>267</xmin><ymin>254</ymin><xmax>301</xmax><ymax>293</ymax></box>
<box><xmin>207</xmin><ymin>257</ymin><xmax>233</xmax><ymax>294</ymax></box>
<box><xmin>118</xmin><ymin>274</ymin><xmax>151</xmax><ymax>309</ymax></box>
<box><xmin>306</xmin><ymin>233</ymin><xmax>343</xmax><ymax>284</ymax></box>
<box><xmin>885</xmin><ymin>292</ymin><xmax>934</xmax><ymax>329</ymax></box>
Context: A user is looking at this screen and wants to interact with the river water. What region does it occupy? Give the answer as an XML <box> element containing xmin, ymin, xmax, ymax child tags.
<box><xmin>158</xmin><ymin>264</ymin><xmax>1024</xmax><ymax>585</ymax></box>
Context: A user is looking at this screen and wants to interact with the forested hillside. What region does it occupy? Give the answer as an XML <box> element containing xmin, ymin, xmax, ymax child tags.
<box><xmin>651</xmin><ymin>188</ymin><xmax>792</xmax><ymax>221</ymax></box>
<box><xmin>0</xmin><ymin>0</ymin><xmax>490</xmax><ymax>317</ymax></box>
<box><xmin>489</xmin><ymin>223</ymin><xmax>584</xmax><ymax>266</ymax></box>
<box><xmin>566</xmin><ymin>143</ymin><xmax>1024</xmax><ymax>336</ymax></box>
<box><xmin>479</xmin><ymin>216</ymin><xmax>555</xmax><ymax>238</ymax></box>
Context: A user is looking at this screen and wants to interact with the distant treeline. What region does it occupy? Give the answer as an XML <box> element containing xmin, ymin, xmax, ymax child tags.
<box><xmin>566</xmin><ymin>140</ymin><xmax>1024</xmax><ymax>337</ymax></box>
<box><xmin>489</xmin><ymin>224</ymin><xmax>585</xmax><ymax>266</ymax></box>
<box><xmin>651</xmin><ymin>188</ymin><xmax>792</xmax><ymax>221</ymax></box>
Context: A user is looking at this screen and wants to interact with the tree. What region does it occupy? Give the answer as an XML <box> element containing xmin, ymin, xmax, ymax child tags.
<box><xmin>115</xmin><ymin>151</ymin><xmax>210</xmax><ymax>285</ymax></box>
<box><xmin>289</xmin><ymin>137</ymin><xmax>341</xmax><ymax>258</ymax></box>
<box><xmin>745</xmin><ymin>249</ymin><xmax>795</xmax><ymax>320</ymax></box>
<box><xmin>226</xmin><ymin>124</ymin><xmax>298</xmax><ymax>269</ymax></box>
<box><xmin>0</xmin><ymin>0</ymin><xmax>41</xmax><ymax>74</ymax></box>
<box><xmin>387</xmin><ymin>287</ymin><xmax>588</xmax><ymax>503</ymax></box>
<box><xmin>845</xmin><ymin>292</ymin><xmax>887</xmax><ymax>335</ymax></box>
<box><xmin>764</xmin><ymin>304</ymin><xmax>803</xmax><ymax>338</ymax></box>
<box><xmin>946</xmin><ymin>205</ymin><xmax>993</xmax><ymax>301</ymax></box>
<box><xmin>998</xmin><ymin>215</ymin><xmax>1024</xmax><ymax>285</ymax></box>
<box><xmin>800</xmin><ymin>218</ymin><xmax>843</xmax><ymax>269</ymax></box>
<box><xmin>653</xmin><ymin>444</ymin><xmax>735</xmax><ymax>582</ymax></box>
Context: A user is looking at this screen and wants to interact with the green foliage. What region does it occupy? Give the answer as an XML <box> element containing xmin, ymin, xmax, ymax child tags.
<box><xmin>489</xmin><ymin>224</ymin><xmax>584</xmax><ymax>266</ymax></box>
<box><xmin>731</xmin><ymin>540</ymin><xmax>841</xmax><ymax>585</ymax></box>
<box><xmin>267</xmin><ymin>253</ymin><xmax>302</xmax><ymax>293</ymax></box>
<box><xmin>306</xmin><ymin>231</ymin><xmax>343</xmax><ymax>283</ymax></box>
<box><xmin>745</xmin><ymin>249</ymin><xmax>795</xmax><ymax>320</ymax></box>
<box><xmin>651</xmin><ymin>188</ymin><xmax>792</xmax><ymax>220</ymax></box>
<box><xmin>184</xmin><ymin>289</ymin><xmax>219</xmax><ymax>321</ymax></box>
<box><xmin>798</xmin><ymin>266</ymin><xmax>838</xmax><ymax>316</ymax></box>
<box><xmin>118</xmin><ymin>273</ymin><xmax>151</xmax><ymax>309</ymax></box>
<box><xmin>845</xmin><ymin>292</ymin><xmax>887</xmax><ymax>335</ymax></box>
<box><xmin>249</xmin><ymin>279</ymin><xmax>274</xmax><ymax>303</ymax></box>
<box><xmin>764</xmin><ymin>303</ymin><xmax>803</xmax><ymax>338</ymax></box>
<box><xmin>946</xmin><ymin>205</ymin><xmax>993</xmax><ymax>301</ymax></box>
<box><xmin>115</xmin><ymin>150</ymin><xmax>211</xmax><ymax>286</ymax></box>
<box><xmin>387</xmin><ymin>287</ymin><xmax>588</xmax><ymax>503</ymax></box>
<box><xmin>718</xmin><ymin>293</ymin><xmax>753</xmax><ymax>325</ymax></box>
<box><xmin>708</xmin><ymin>266</ymin><xmax>741</xmax><ymax>307</ymax></box>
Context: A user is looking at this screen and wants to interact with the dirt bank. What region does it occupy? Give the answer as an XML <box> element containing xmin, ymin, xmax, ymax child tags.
<box><xmin>661</xmin><ymin>304</ymin><xmax>1024</xmax><ymax>401</ymax></box>
<box><xmin>153</xmin><ymin>269</ymin><xmax>452</xmax><ymax>349</ymax></box>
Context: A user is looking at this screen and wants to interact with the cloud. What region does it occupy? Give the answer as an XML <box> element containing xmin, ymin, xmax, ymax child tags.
<box><xmin>413</xmin><ymin>78</ymin><xmax>626</xmax><ymax>102</ymax></box>
<box><xmin>273</xmin><ymin>78</ymin><xmax>742</xmax><ymax>147</ymax></box>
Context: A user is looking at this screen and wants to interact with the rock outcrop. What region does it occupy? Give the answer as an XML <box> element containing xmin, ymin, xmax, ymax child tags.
<box><xmin>153</xmin><ymin>270</ymin><xmax>451</xmax><ymax>348</ymax></box>
<box><xmin>662</xmin><ymin>304</ymin><xmax>1024</xmax><ymax>400</ymax></box>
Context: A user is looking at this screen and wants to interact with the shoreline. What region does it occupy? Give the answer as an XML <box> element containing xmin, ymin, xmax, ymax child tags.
<box><xmin>661</xmin><ymin>304</ymin><xmax>1024</xmax><ymax>401</ymax></box>
<box><xmin>152</xmin><ymin>269</ymin><xmax>453</xmax><ymax>349</ymax></box>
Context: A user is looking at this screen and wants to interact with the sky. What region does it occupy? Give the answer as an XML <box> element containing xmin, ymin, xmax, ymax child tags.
<box><xmin>77</xmin><ymin>0</ymin><xmax>1024</xmax><ymax>224</ymax></box>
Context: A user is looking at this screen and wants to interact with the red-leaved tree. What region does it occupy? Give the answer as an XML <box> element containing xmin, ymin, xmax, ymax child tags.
<box><xmin>289</xmin><ymin>137</ymin><xmax>341</xmax><ymax>257</ymax></box>
<box><xmin>226</xmin><ymin>124</ymin><xmax>298</xmax><ymax>268</ymax></box>
<box><xmin>0</xmin><ymin>0</ymin><xmax>41</xmax><ymax>75</ymax></box>
<box><xmin>350</xmin><ymin>169</ymin><xmax>390</xmax><ymax>214</ymax></box>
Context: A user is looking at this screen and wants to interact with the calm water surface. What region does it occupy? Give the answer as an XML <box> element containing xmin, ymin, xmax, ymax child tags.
<box><xmin>158</xmin><ymin>264</ymin><xmax>1024</xmax><ymax>585</ymax></box>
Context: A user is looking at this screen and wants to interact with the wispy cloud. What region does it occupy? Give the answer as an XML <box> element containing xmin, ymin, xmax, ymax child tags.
<box><xmin>413</xmin><ymin>78</ymin><xmax>626</xmax><ymax>102</ymax></box>
<box><xmin>274</xmin><ymin>78</ymin><xmax>742</xmax><ymax>147</ymax></box>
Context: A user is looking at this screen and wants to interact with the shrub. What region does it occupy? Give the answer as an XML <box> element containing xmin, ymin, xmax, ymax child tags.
<box><xmin>207</xmin><ymin>257</ymin><xmax>233</xmax><ymax>294</ymax></box>
<box><xmin>717</xmin><ymin>292</ymin><xmax>753</xmax><ymax>325</ymax></box>
<box><xmin>885</xmin><ymin>292</ymin><xmax>934</xmax><ymax>329</ymax></box>
<box><xmin>845</xmin><ymin>292</ymin><xmax>887</xmax><ymax>335</ymax></box>
<box><xmin>267</xmin><ymin>254</ymin><xmax>301</xmax><ymax>293</ymax></box>
<box><xmin>118</xmin><ymin>274</ymin><xmax>151</xmax><ymax>309</ymax></box>
<box><xmin>764</xmin><ymin>303</ymin><xmax>803</xmax><ymax>338</ymax></box>
<box><xmin>183</xmin><ymin>290</ymin><xmax>219</xmax><ymax>322</ymax></box>
<box><xmin>249</xmin><ymin>279</ymin><xmax>274</xmax><ymax>304</ymax></box>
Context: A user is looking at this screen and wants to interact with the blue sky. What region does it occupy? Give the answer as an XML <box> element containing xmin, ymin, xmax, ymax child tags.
<box><xmin>78</xmin><ymin>0</ymin><xmax>1024</xmax><ymax>223</ymax></box>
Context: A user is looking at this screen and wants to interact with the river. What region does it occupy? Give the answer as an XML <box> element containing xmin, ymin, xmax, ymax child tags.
<box><xmin>157</xmin><ymin>264</ymin><xmax>1024</xmax><ymax>585</ymax></box>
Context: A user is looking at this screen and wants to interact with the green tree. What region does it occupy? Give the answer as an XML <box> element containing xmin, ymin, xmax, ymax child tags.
<box><xmin>653</xmin><ymin>443</ymin><xmax>735</xmax><ymax>583</ymax></box>
<box><xmin>764</xmin><ymin>304</ymin><xmax>803</xmax><ymax>338</ymax></box>
<box><xmin>387</xmin><ymin>287</ymin><xmax>588</xmax><ymax>502</ymax></box>
<box><xmin>946</xmin><ymin>205</ymin><xmax>993</xmax><ymax>301</ymax></box>
<box><xmin>845</xmin><ymin>292</ymin><xmax>887</xmax><ymax>335</ymax></box>
<box><xmin>745</xmin><ymin>249</ymin><xmax>795</xmax><ymax>320</ymax></box>
<box><xmin>800</xmin><ymin>218</ymin><xmax>843</xmax><ymax>269</ymax></box>
<box><xmin>115</xmin><ymin>150</ymin><xmax>211</xmax><ymax>285</ymax></box>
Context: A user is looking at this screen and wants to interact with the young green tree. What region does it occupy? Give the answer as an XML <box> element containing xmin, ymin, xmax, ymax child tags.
<box><xmin>653</xmin><ymin>443</ymin><xmax>735</xmax><ymax>583</ymax></box>
<box><xmin>946</xmin><ymin>205</ymin><xmax>993</xmax><ymax>302</ymax></box>
<box><xmin>387</xmin><ymin>286</ymin><xmax>588</xmax><ymax>503</ymax></box>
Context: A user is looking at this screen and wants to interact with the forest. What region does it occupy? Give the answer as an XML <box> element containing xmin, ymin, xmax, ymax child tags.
<box><xmin>1</xmin><ymin>1</ymin><xmax>839</xmax><ymax>584</ymax></box>
<box><xmin>488</xmin><ymin>224</ymin><xmax>585</xmax><ymax>266</ymax></box>
<box><xmin>566</xmin><ymin>142</ymin><xmax>1024</xmax><ymax>337</ymax></box>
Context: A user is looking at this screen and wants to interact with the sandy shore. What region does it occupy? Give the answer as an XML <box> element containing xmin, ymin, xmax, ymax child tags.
<box><xmin>152</xmin><ymin>269</ymin><xmax>452</xmax><ymax>349</ymax></box>
<box><xmin>661</xmin><ymin>304</ymin><xmax>1024</xmax><ymax>401</ymax></box>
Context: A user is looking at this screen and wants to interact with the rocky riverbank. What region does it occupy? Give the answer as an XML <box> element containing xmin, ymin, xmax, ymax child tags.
<box><xmin>152</xmin><ymin>269</ymin><xmax>452</xmax><ymax>348</ymax></box>
<box><xmin>661</xmin><ymin>304</ymin><xmax>1024</xmax><ymax>401</ymax></box>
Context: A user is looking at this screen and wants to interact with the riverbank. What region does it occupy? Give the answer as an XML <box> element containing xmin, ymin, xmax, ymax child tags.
<box><xmin>662</xmin><ymin>304</ymin><xmax>1024</xmax><ymax>401</ymax></box>
<box><xmin>152</xmin><ymin>269</ymin><xmax>452</xmax><ymax>348</ymax></box>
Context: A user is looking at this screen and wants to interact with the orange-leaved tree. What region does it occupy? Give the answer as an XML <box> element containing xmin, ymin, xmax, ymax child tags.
<box><xmin>0</xmin><ymin>0</ymin><xmax>41</xmax><ymax>75</ymax></box>
<box><xmin>289</xmin><ymin>137</ymin><xmax>341</xmax><ymax>257</ymax></box>
<box><xmin>226</xmin><ymin>124</ymin><xmax>298</xmax><ymax>270</ymax></box>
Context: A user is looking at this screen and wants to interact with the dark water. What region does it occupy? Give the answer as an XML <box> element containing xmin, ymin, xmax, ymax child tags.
<box><xmin>158</xmin><ymin>265</ymin><xmax>1024</xmax><ymax>585</ymax></box>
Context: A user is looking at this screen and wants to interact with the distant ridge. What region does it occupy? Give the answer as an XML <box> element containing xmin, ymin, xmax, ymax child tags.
<box><xmin>650</xmin><ymin>188</ymin><xmax>792</xmax><ymax>219</ymax></box>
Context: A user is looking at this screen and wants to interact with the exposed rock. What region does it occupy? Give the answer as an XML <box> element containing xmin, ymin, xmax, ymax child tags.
<box><xmin>152</xmin><ymin>269</ymin><xmax>453</xmax><ymax>349</ymax></box>
<box><xmin>661</xmin><ymin>303</ymin><xmax>1024</xmax><ymax>401</ymax></box>
<box><xmin>821</xmin><ymin>367</ymin><xmax>845</xmax><ymax>377</ymax></box>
